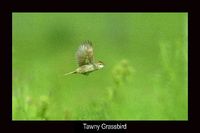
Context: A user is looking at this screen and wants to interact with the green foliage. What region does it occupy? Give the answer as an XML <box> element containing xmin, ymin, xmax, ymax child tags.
<box><xmin>112</xmin><ymin>59</ymin><xmax>134</xmax><ymax>86</ymax></box>
<box><xmin>12</xmin><ymin>13</ymin><xmax>188</xmax><ymax>120</ymax></box>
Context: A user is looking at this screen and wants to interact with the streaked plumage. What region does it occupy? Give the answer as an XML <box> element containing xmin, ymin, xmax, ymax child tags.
<box><xmin>64</xmin><ymin>40</ymin><xmax>104</xmax><ymax>76</ymax></box>
<box><xmin>76</xmin><ymin>40</ymin><xmax>94</xmax><ymax>66</ymax></box>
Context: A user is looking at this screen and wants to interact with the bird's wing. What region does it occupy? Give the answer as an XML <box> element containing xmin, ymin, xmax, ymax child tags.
<box><xmin>76</xmin><ymin>40</ymin><xmax>94</xmax><ymax>66</ymax></box>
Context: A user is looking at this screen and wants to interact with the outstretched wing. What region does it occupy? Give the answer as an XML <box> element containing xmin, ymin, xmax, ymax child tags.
<box><xmin>76</xmin><ymin>40</ymin><xmax>94</xmax><ymax>66</ymax></box>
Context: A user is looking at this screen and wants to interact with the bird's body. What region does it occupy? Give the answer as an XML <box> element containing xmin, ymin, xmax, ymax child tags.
<box><xmin>64</xmin><ymin>41</ymin><xmax>104</xmax><ymax>76</ymax></box>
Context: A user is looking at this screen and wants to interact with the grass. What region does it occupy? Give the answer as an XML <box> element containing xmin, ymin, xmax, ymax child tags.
<box><xmin>12</xmin><ymin>13</ymin><xmax>188</xmax><ymax>120</ymax></box>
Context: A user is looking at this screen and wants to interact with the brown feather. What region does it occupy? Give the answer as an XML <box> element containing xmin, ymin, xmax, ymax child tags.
<box><xmin>76</xmin><ymin>41</ymin><xmax>94</xmax><ymax>66</ymax></box>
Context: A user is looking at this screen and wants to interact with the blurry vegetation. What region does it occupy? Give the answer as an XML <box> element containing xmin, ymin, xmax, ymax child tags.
<box><xmin>112</xmin><ymin>59</ymin><xmax>134</xmax><ymax>86</ymax></box>
<box><xmin>12</xmin><ymin>13</ymin><xmax>188</xmax><ymax>120</ymax></box>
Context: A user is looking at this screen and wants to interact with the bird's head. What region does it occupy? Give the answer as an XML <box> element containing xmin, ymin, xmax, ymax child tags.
<box><xmin>96</xmin><ymin>61</ymin><xmax>104</xmax><ymax>69</ymax></box>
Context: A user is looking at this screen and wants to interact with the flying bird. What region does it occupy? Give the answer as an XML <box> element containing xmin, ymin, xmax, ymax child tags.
<box><xmin>64</xmin><ymin>40</ymin><xmax>104</xmax><ymax>76</ymax></box>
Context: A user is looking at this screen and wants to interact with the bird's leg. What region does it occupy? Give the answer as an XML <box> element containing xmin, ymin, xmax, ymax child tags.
<box><xmin>83</xmin><ymin>73</ymin><xmax>90</xmax><ymax>76</ymax></box>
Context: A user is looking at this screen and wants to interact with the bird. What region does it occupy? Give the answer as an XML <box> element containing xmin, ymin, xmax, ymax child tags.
<box><xmin>64</xmin><ymin>40</ymin><xmax>104</xmax><ymax>76</ymax></box>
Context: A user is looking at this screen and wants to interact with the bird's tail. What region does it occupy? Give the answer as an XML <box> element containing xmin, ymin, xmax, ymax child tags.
<box><xmin>64</xmin><ymin>71</ymin><xmax>76</xmax><ymax>76</ymax></box>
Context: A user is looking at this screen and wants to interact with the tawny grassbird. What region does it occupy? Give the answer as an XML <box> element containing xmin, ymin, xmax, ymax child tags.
<box><xmin>64</xmin><ymin>41</ymin><xmax>104</xmax><ymax>76</ymax></box>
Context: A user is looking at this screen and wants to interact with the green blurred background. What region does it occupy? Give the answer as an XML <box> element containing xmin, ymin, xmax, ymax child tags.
<box><xmin>12</xmin><ymin>13</ymin><xmax>188</xmax><ymax>120</ymax></box>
